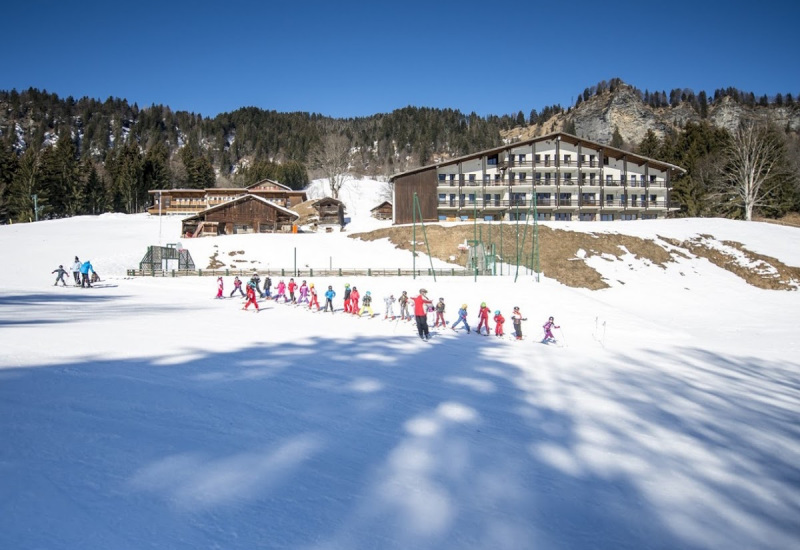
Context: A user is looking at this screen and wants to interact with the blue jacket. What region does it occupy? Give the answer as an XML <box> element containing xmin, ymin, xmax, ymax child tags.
<box><xmin>80</xmin><ymin>261</ymin><xmax>93</xmax><ymax>274</ymax></box>
<box><xmin>325</xmin><ymin>290</ymin><xmax>335</xmax><ymax>300</ymax></box>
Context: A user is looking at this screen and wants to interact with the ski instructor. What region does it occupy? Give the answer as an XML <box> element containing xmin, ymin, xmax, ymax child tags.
<box><xmin>412</xmin><ymin>288</ymin><xmax>433</xmax><ymax>341</ymax></box>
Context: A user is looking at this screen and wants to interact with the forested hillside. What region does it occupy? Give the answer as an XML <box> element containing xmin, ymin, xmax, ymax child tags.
<box><xmin>0</xmin><ymin>79</ymin><xmax>798</xmax><ymax>223</ymax></box>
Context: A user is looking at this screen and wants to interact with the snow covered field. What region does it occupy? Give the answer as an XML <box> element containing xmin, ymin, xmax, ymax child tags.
<box><xmin>1</xmin><ymin>179</ymin><xmax>799</xmax><ymax>549</ymax></box>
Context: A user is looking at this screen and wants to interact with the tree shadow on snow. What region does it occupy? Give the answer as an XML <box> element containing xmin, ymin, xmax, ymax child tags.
<box><xmin>0</xmin><ymin>335</ymin><xmax>797</xmax><ymax>550</ymax></box>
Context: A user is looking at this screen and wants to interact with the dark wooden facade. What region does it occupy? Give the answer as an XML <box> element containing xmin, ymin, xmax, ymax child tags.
<box><xmin>393</xmin><ymin>168</ymin><xmax>438</xmax><ymax>224</ymax></box>
<box><xmin>315</xmin><ymin>197</ymin><xmax>346</xmax><ymax>226</ymax></box>
<box><xmin>148</xmin><ymin>178</ymin><xmax>307</xmax><ymax>215</ymax></box>
<box><xmin>181</xmin><ymin>196</ymin><xmax>299</xmax><ymax>237</ymax></box>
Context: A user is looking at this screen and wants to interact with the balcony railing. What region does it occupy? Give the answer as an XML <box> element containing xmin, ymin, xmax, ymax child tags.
<box><xmin>438</xmin><ymin>178</ymin><xmax>668</xmax><ymax>188</ymax></box>
<box><xmin>437</xmin><ymin>198</ymin><xmax>668</xmax><ymax>210</ymax></box>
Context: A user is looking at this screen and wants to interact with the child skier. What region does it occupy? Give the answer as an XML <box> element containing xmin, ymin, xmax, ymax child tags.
<box><xmin>359</xmin><ymin>291</ymin><xmax>374</xmax><ymax>317</ymax></box>
<box><xmin>288</xmin><ymin>278</ymin><xmax>298</xmax><ymax>304</ymax></box>
<box><xmin>511</xmin><ymin>307</ymin><xmax>527</xmax><ymax>340</ymax></box>
<box><xmin>298</xmin><ymin>280</ymin><xmax>309</xmax><ymax>304</ymax></box>
<box><xmin>451</xmin><ymin>304</ymin><xmax>470</xmax><ymax>333</ymax></box>
<box><xmin>52</xmin><ymin>265</ymin><xmax>68</xmax><ymax>286</ymax></box>
<box><xmin>477</xmin><ymin>302</ymin><xmax>491</xmax><ymax>335</ymax></box>
<box><xmin>308</xmin><ymin>283</ymin><xmax>320</xmax><ymax>310</ymax></box>
<box><xmin>262</xmin><ymin>276</ymin><xmax>272</xmax><ymax>299</ymax></box>
<box><xmin>274</xmin><ymin>280</ymin><xmax>288</xmax><ymax>302</ymax></box>
<box><xmin>71</xmin><ymin>257</ymin><xmax>82</xmax><ymax>286</ymax></box>
<box><xmin>324</xmin><ymin>285</ymin><xmax>336</xmax><ymax>313</ymax></box>
<box><xmin>493</xmin><ymin>310</ymin><xmax>505</xmax><ymax>337</ymax></box>
<box><xmin>433</xmin><ymin>297</ymin><xmax>446</xmax><ymax>328</ymax></box>
<box><xmin>230</xmin><ymin>276</ymin><xmax>245</xmax><ymax>298</ymax></box>
<box><xmin>384</xmin><ymin>294</ymin><xmax>396</xmax><ymax>320</ymax></box>
<box><xmin>251</xmin><ymin>273</ymin><xmax>263</xmax><ymax>296</ymax></box>
<box><xmin>398</xmin><ymin>290</ymin><xmax>410</xmax><ymax>321</ymax></box>
<box><xmin>542</xmin><ymin>316</ymin><xmax>561</xmax><ymax>344</ymax></box>
<box><xmin>350</xmin><ymin>286</ymin><xmax>360</xmax><ymax>315</ymax></box>
<box><xmin>242</xmin><ymin>281</ymin><xmax>260</xmax><ymax>312</ymax></box>
<box><xmin>215</xmin><ymin>276</ymin><xmax>224</xmax><ymax>299</ymax></box>
<box><xmin>343</xmin><ymin>284</ymin><xmax>352</xmax><ymax>313</ymax></box>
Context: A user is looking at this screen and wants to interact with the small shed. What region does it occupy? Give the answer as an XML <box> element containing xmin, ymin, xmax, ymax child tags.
<box><xmin>181</xmin><ymin>195</ymin><xmax>300</xmax><ymax>237</ymax></box>
<box><xmin>371</xmin><ymin>201</ymin><xmax>393</xmax><ymax>220</ymax></box>
<box><xmin>315</xmin><ymin>197</ymin><xmax>346</xmax><ymax>228</ymax></box>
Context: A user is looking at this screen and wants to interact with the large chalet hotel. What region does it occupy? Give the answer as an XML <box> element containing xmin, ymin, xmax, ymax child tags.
<box><xmin>390</xmin><ymin>132</ymin><xmax>685</xmax><ymax>224</ymax></box>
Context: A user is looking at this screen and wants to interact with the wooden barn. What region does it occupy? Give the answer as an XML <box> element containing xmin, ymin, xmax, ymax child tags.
<box><xmin>370</xmin><ymin>201</ymin><xmax>393</xmax><ymax>220</ymax></box>
<box><xmin>181</xmin><ymin>195</ymin><xmax>300</xmax><ymax>237</ymax></box>
<box><xmin>315</xmin><ymin>197</ymin><xmax>346</xmax><ymax>228</ymax></box>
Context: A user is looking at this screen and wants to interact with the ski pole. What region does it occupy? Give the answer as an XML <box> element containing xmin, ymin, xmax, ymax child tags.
<box><xmin>558</xmin><ymin>327</ymin><xmax>568</xmax><ymax>347</ymax></box>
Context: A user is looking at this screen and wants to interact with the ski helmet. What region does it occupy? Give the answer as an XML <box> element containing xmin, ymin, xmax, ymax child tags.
<box><xmin>495</xmin><ymin>310</ymin><xmax>500</xmax><ymax>315</ymax></box>
<box><xmin>462</xmin><ymin>304</ymin><xmax>467</xmax><ymax>309</ymax></box>
<box><xmin>345</xmin><ymin>283</ymin><xmax>350</xmax><ymax>288</ymax></box>
<box><xmin>549</xmin><ymin>316</ymin><xmax>554</xmax><ymax>321</ymax></box>
<box><xmin>366</xmin><ymin>291</ymin><xmax>371</xmax><ymax>295</ymax></box>
<box><xmin>310</xmin><ymin>283</ymin><xmax>314</xmax><ymax>288</ymax></box>
<box><xmin>328</xmin><ymin>285</ymin><xmax>332</xmax><ymax>290</ymax></box>
<box><xmin>514</xmin><ymin>306</ymin><xmax>520</xmax><ymax>311</ymax></box>
<box><xmin>420</xmin><ymin>288</ymin><xmax>427</xmax><ymax>294</ymax></box>
<box><xmin>481</xmin><ymin>302</ymin><xmax>486</xmax><ymax>307</ymax></box>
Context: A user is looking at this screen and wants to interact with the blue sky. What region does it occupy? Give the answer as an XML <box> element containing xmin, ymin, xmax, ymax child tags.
<box><xmin>3</xmin><ymin>0</ymin><xmax>798</xmax><ymax>119</ymax></box>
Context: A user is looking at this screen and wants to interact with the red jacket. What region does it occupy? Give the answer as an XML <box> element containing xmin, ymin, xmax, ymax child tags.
<box><xmin>413</xmin><ymin>294</ymin><xmax>432</xmax><ymax>316</ymax></box>
<box><xmin>478</xmin><ymin>306</ymin><xmax>490</xmax><ymax>319</ymax></box>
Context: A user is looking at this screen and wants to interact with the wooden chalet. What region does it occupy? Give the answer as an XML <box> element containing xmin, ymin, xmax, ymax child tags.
<box><xmin>147</xmin><ymin>179</ymin><xmax>307</xmax><ymax>216</ymax></box>
<box><xmin>370</xmin><ymin>201</ymin><xmax>392</xmax><ymax>220</ymax></box>
<box><xmin>290</xmin><ymin>197</ymin><xmax>346</xmax><ymax>231</ymax></box>
<box><xmin>181</xmin><ymin>195</ymin><xmax>300</xmax><ymax>237</ymax></box>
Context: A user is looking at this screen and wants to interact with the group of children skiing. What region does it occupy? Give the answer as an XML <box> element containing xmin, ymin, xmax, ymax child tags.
<box><xmin>51</xmin><ymin>256</ymin><xmax>99</xmax><ymax>288</ymax></box>
<box><xmin>214</xmin><ymin>274</ymin><xmax>563</xmax><ymax>344</ymax></box>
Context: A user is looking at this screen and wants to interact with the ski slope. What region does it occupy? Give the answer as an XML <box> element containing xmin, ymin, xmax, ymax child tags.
<box><xmin>1</xmin><ymin>179</ymin><xmax>799</xmax><ymax>550</ymax></box>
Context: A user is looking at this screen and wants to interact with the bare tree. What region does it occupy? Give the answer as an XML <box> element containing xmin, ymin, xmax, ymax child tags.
<box><xmin>717</xmin><ymin>123</ymin><xmax>784</xmax><ymax>221</ymax></box>
<box><xmin>311</xmin><ymin>135</ymin><xmax>351</xmax><ymax>199</ymax></box>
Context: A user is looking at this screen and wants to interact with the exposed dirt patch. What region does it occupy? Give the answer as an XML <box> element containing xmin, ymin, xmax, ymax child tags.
<box><xmin>351</xmin><ymin>224</ymin><xmax>800</xmax><ymax>291</ymax></box>
<box><xmin>207</xmin><ymin>252</ymin><xmax>225</xmax><ymax>269</ymax></box>
<box><xmin>662</xmin><ymin>237</ymin><xmax>800</xmax><ymax>290</ymax></box>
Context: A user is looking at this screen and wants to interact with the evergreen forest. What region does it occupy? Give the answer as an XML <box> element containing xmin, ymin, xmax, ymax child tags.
<box><xmin>0</xmin><ymin>81</ymin><xmax>798</xmax><ymax>224</ymax></box>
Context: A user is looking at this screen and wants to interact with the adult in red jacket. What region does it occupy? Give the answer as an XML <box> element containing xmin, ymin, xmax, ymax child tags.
<box><xmin>350</xmin><ymin>287</ymin><xmax>360</xmax><ymax>315</ymax></box>
<box><xmin>412</xmin><ymin>288</ymin><xmax>433</xmax><ymax>340</ymax></box>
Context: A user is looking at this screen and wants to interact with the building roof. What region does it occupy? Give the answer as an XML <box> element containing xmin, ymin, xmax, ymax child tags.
<box><xmin>181</xmin><ymin>195</ymin><xmax>300</xmax><ymax>222</ymax></box>
<box><xmin>371</xmin><ymin>201</ymin><xmax>392</xmax><ymax>211</ymax></box>
<box><xmin>389</xmin><ymin>131</ymin><xmax>686</xmax><ymax>181</ymax></box>
<box><xmin>246</xmin><ymin>178</ymin><xmax>293</xmax><ymax>192</ymax></box>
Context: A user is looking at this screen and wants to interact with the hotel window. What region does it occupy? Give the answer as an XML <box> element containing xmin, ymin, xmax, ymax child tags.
<box><xmin>518</xmin><ymin>172</ymin><xmax>526</xmax><ymax>181</ymax></box>
<box><xmin>601</xmin><ymin>214</ymin><xmax>614</xmax><ymax>221</ymax></box>
<box><xmin>438</xmin><ymin>174</ymin><xmax>446</xmax><ymax>181</ymax></box>
<box><xmin>438</xmin><ymin>193</ymin><xmax>446</xmax><ymax>204</ymax></box>
<box><xmin>495</xmin><ymin>174</ymin><xmax>501</xmax><ymax>182</ymax></box>
<box><xmin>630</xmin><ymin>174</ymin><xmax>637</xmax><ymax>186</ymax></box>
<box><xmin>555</xmin><ymin>213</ymin><xmax>572</xmax><ymax>221</ymax></box>
<box><xmin>579</xmin><ymin>213</ymin><xmax>596</xmax><ymax>221</ymax></box>
<box><xmin>544</xmin><ymin>154</ymin><xmax>551</xmax><ymax>166</ymax></box>
<box><xmin>589</xmin><ymin>173</ymin><xmax>596</xmax><ymax>182</ymax></box>
<box><xmin>606</xmin><ymin>174</ymin><xmax>613</xmax><ymax>185</ymax></box>
<box><xmin>534</xmin><ymin>172</ymin><xmax>542</xmax><ymax>182</ymax></box>
<box><xmin>484</xmin><ymin>174</ymin><xmax>490</xmax><ymax>183</ymax></box>
<box><xmin>640</xmin><ymin>175</ymin><xmax>646</xmax><ymax>185</ymax></box>
<box><xmin>469</xmin><ymin>174</ymin><xmax>476</xmax><ymax>182</ymax></box>
<box><xmin>650</xmin><ymin>194</ymin><xmax>657</xmax><ymax>204</ymax></box>
<box><xmin>449</xmin><ymin>174</ymin><xmax>456</xmax><ymax>181</ymax></box>
<box><xmin>589</xmin><ymin>154</ymin><xmax>596</xmax><ymax>167</ymax></box>
<box><xmin>563</xmin><ymin>154</ymin><xmax>571</xmax><ymax>166</ymax></box>
<box><xmin>537</xmin><ymin>212</ymin><xmax>551</xmax><ymax>220</ymax></box>
<box><xmin>563</xmin><ymin>173</ymin><xmax>572</xmax><ymax>183</ymax></box>
<box><xmin>483</xmin><ymin>194</ymin><xmax>491</xmax><ymax>204</ymax></box>
<box><xmin>605</xmin><ymin>194</ymin><xmax>614</xmax><ymax>205</ymax></box>
<box><xmin>449</xmin><ymin>194</ymin><xmax>456</xmax><ymax>205</ymax></box>
<box><xmin>518</xmin><ymin>154</ymin><xmax>526</xmax><ymax>164</ymax></box>
<box><xmin>545</xmin><ymin>173</ymin><xmax>552</xmax><ymax>183</ymax></box>
<box><xmin>535</xmin><ymin>154</ymin><xmax>541</xmax><ymax>164</ymax></box>
<box><xmin>494</xmin><ymin>194</ymin><xmax>501</xmax><ymax>206</ymax></box>
<box><xmin>488</xmin><ymin>155</ymin><xmax>498</xmax><ymax>165</ymax></box>
<box><xmin>603</xmin><ymin>156</ymin><xmax>609</xmax><ymax>165</ymax></box>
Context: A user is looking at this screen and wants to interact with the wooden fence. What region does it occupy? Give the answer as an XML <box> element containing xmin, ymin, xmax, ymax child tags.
<box><xmin>127</xmin><ymin>267</ymin><xmax>488</xmax><ymax>278</ymax></box>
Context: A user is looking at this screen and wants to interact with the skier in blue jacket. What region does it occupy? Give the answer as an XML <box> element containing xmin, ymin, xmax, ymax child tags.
<box><xmin>451</xmin><ymin>304</ymin><xmax>470</xmax><ymax>333</ymax></box>
<box><xmin>80</xmin><ymin>260</ymin><xmax>94</xmax><ymax>288</ymax></box>
<box><xmin>324</xmin><ymin>285</ymin><xmax>336</xmax><ymax>313</ymax></box>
